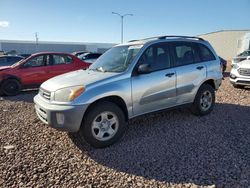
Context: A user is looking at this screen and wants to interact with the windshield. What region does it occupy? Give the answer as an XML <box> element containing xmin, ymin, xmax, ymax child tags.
<box><xmin>89</xmin><ymin>45</ymin><xmax>142</xmax><ymax>73</ymax></box>
<box><xmin>238</xmin><ymin>50</ymin><xmax>250</xmax><ymax>57</ymax></box>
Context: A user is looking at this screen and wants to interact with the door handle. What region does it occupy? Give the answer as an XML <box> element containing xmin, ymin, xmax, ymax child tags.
<box><xmin>197</xmin><ymin>66</ymin><xmax>204</xmax><ymax>70</ymax></box>
<box><xmin>165</xmin><ymin>73</ymin><xmax>175</xmax><ymax>77</ymax></box>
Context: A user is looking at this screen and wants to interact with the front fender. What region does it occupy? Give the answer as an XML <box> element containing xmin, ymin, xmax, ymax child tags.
<box><xmin>73</xmin><ymin>77</ymin><xmax>133</xmax><ymax>117</ymax></box>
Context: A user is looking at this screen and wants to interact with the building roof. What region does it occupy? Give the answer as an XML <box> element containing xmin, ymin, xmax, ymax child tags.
<box><xmin>0</xmin><ymin>39</ymin><xmax>116</xmax><ymax>46</ymax></box>
<box><xmin>198</xmin><ymin>29</ymin><xmax>250</xmax><ymax>36</ymax></box>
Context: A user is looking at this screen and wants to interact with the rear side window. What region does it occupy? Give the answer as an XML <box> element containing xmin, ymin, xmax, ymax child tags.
<box><xmin>172</xmin><ymin>42</ymin><xmax>200</xmax><ymax>66</ymax></box>
<box><xmin>198</xmin><ymin>44</ymin><xmax>216</xmax><ymax>61</ymax></box>
<box><xmin>53</xmin><ymin>55</ymin><xmax>72</xmax><ymax>65</ymax></box>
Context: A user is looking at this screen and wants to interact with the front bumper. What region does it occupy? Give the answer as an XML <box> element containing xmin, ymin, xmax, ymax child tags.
<box><xmin>230</xmin><ymin>77</ymin><xmax>250</xmax><ymax>86</ymax></box>
<box><xmin>230</xmin><ymin>69</ymin><xmax>250</xmax><ymax>86</ymax></box>
<box><xmin>34</xmin><ymin>94</ymin><xmax>88</xmax><ymax>132</ymax></box>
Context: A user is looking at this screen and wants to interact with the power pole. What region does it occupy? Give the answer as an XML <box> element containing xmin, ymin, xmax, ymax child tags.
<box><xmin>35</xmin><ymin>32</ymin><xmax>39</xmax><ymax>52</ymax></box>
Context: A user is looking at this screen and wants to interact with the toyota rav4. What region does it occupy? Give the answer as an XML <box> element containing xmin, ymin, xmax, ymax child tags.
<box><xmin>34</xmin><ymin>36</ymin><xmax>222</xmax><ymax>148</ymax></box>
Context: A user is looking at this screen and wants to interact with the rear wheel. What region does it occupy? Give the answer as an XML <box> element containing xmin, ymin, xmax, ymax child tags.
<box><xmin>2</xmin><ymin>79</ymin><xmax>21</xmax><ymax>96</ymax></box>
<box><xmin>78</xmin><ymin>101</ymin><xmax>126</xmax><ymax>148</ymax></box>
<box><xmin>191</xmin><ymin>84</ymin><xmax>215</xmax><ymax>116</ymax></box>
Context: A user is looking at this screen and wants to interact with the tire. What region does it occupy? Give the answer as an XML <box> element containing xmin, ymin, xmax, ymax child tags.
<box><xmin>191</xmin><ymin>84</ymin><xmax>215</xmax><ymax>116</ymax></box>
<box><xmin>2</xmin><ymin>79</ymin><xmax>21</xmax><ymax>96</ymax></box>
<box><xmin>78</xmin><ymin>101</ymin><xmax>126</xmax><ymax>148</ymax></box>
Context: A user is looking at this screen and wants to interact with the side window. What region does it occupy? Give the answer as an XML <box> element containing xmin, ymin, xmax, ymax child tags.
<box><xmin>139</xmin><ymin>44</ymin><xmax>171</xmax><ymax>72</ymax></box>
<box><xmin>24</xmin><ymin>55</ymin><xmax>45</xmax><ymax>68</ymax></box>
<box><xmin>172</xmin><ymin>42</ymin><xmax>200</xmax><ymax>66</ymax></box>
<box><xmin>53</xmin><ymin>55</ymin><xmax>72</xmax><ymax>65</ymax></box>
<box><xmin>198</xmin><ymin>44</ymin><xmax>216</xmax><ymax>61</ymax></box>
<box><xmin>0</xmin><ymin>57</ymin><xmax>7</xmax><ymax>64</ymax></box>
<box><xmin>7</xmin><ymin>57</ymin><xmax>22</xmax><ymax>64</ymax></box>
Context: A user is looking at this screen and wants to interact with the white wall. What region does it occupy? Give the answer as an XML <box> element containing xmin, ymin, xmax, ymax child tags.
<box><xmin>199</xmin><ymin>30</ymin><xmax>250</xmax><ymax>60</ymax></box>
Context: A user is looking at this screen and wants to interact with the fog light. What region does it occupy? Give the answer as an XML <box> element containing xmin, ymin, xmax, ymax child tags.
<box><xmin>230</xmin><ymin>74</ymin><xmax>236</xmax><ymax>79</ymax></box>
<box><xmin>56</xmin><ymin>113</ymin><xmax>65</xmax><ymax>125</ymax></box>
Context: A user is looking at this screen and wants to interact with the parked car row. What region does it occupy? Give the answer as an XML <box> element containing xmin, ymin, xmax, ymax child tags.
<box><xmin>34</xmin><ymin>35</ymin><xmax>223</xmax><ymax>148</ymax></box>
<box><xmin>2</xmin><ymin>36</ymin><xmax>249</xmax><ymax>148</ymax></box>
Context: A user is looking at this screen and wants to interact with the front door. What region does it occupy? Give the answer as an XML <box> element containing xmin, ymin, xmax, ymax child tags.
<box><xmin>131</xmin><ymin>42</ymin><xmax>177</xmax><ymax>116</ymax></box>
<box><xmin>20</xmin><ymin>54</ymin><xmax>51</xmax><ymax>86</ymax></box>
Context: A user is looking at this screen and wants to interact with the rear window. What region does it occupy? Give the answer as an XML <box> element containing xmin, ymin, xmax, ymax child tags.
<box><xmin>198</xmin><ymin>44</ymin><xmax>216</xmax><ymax>62</ymax></box>
<box><xmin>53</xmin><ymin>55</ymin><xmax>72</xmax><ymax>65</ymax></box>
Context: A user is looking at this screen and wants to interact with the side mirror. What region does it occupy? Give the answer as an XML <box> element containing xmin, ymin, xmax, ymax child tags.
<box><xmin>137</xmin><ymin>64</ymin><xmax>151</xmax><ymax>74</ymax></box>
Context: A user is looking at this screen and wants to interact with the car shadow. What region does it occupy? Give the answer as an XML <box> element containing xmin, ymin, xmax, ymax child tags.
<box><xmin>69</xmin><ymin>103</ymin><xmax>250</xmax><ymax>187</ymax></box>
<box><xmin>1</xmin><ymin>89</ymin><xmax>38</xmax><ymax>103</ymax></box>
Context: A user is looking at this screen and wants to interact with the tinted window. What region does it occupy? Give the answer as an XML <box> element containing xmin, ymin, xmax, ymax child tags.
<box><xmin>53</xmin><ymin>55</ymin><xmax>72</xmax><ymax>65</ymax></box>
<box><xmin>88</xmin><ymin>54</ymin><xmax>101</xmax><ymax>59</ymax></box>
<box><xmin>198</xmin><ymin>44</ymin><xmax>216</xmax><ymax>61</ymax></box>
<box><xmin>172</xmin><ymin>42</ymin><xmax>200</xmax><ymax>66</ymax></box>
<box><xmin>7</xmin><ymin>56</ymin><xmax>23</xmax><ymax>64</ymax></box>
<box><xmin>24</xmin><ymin>55</ymin><xmax>46</xmax><ymax>67</ymax></box>
<box><xmin>0</xmin><ymin>57</ymin><xmax>7</xmax><ymax>64</ymax></box>
<box><xmin>139</xmin><ymin>43</ymin><xmax>171</xmax><ymax>72</ymax></box>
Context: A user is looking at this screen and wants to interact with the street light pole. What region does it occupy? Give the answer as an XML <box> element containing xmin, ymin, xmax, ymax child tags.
<box><xmin>112</xmin><ymin>12</ymin><xmax>133</xmax><ymax>43</ymax></box>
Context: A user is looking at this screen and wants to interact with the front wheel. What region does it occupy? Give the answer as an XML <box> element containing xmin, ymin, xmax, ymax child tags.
<box><xmin>78</xmin><ymin>101</ymin><xmax>126</xmax><ymax>148</ymax></box>
<box><xmin>2</xmin><ymin>79</ymin><xmax>21</xmax><ymax>96</ymax></box>
<box><xmin>191</xmin><ymin>84</ymin><xmax>215</xmax><ymax>116</ymax></box>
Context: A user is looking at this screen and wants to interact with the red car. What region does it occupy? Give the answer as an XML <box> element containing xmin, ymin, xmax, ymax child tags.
<box><xmin>0</xmin><ymin>52</ymin><xmax>91</xmax><ymax>96</ymax></box>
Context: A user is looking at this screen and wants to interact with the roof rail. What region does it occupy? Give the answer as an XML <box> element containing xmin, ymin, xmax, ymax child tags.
<box><xmin>157</xmin><ymin>35</ymin><xmax>204</xmax><ymax>41</ymax></box>
<box><xmin>128</xmin><ymin>35</ymin><xmax>204</xmax><ymax>43</ymax></box>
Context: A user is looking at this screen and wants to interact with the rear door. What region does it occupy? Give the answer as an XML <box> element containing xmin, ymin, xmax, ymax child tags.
<box><xmin>131</xmin><ymin>42</ymin><xmax>177</xmax><ymax>116</ymax></box>
<box><xmin>170</xmin><ymin>41</ymin><xmax>207</xmax><ymax>104</ymax></box>
<box><xmin>48</xmin><ymin>54</ymin><xmax>74</xmax><ymax>79</ymax></box>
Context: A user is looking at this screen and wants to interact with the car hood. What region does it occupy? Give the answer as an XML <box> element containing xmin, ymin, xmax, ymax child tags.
<box><xmin>41</xmin><ymin>69</ymin><xmax>118</xmax><ymax>92</ymax></box>
<box><xmin>238</xmin><ymin>60</ymin><xmax>250</xmax><ymax>68</ymax></box>
<box><xmin>0</xmin><ymin>66</ymin><xmax>11</xmax><ymax>71</ymax></box>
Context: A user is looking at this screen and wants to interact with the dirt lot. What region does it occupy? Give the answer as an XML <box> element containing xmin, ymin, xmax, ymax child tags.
<box><xmin>0</xmin><ymin>76</ymin><xmax>250</xmax><ymax>188</ymax></box>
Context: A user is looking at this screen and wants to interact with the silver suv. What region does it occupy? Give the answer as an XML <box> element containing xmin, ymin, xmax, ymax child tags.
<box><xmin>34</xmin><ymin>36</ymin><xmax>222</xmax><ymax>148</ymax></box>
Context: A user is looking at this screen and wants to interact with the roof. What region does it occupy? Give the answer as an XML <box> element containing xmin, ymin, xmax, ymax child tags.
<box><xmin>119</xmin><ymin>35</ymin><xmax>206</xmax><ymax>46</ymax></box>
<box><xmin>198</xmin><ymin>29</ymin><xmax>250</xmax><ymax>36</ymax></box>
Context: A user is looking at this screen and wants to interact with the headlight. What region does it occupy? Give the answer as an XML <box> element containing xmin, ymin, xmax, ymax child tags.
<box><xmin>54</xmin><ymin>86</ymin><xmax>85</xmax><ymax>102</ymax></box>
<box><xmin>232</xmin><ymin>63</ymin><xmax>239</xmax><ymax>69</ymax></box>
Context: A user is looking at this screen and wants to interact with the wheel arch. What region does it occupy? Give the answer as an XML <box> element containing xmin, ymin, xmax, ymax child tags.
<box><xmin>0</xmin><ymin>75</ymin><xmax>21</xmax><ymax>87</ymax></box>
<box><xmin>201</xmin><ymin>79</ymin><xmax>216</xmax><ymax>90</ymax></box>
<box><xmin>84</xmin><ymin>95</ymin><xmax>129</xmax><ymax>122</ymax></box>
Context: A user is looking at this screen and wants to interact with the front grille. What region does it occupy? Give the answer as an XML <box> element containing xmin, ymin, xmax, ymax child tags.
<box><xmin>238</xmin><ymin>68</ymin><xmax>250</xmax><ymax>76</ymax></box>
<box><xmin>39</xmin><ymin>88</ymin><xmax>51</xmax><ymax>100</ymax></box>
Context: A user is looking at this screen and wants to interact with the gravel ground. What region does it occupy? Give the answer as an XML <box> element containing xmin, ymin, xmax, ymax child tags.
<box><xmin>0</xmin><ymin>76</ymin><xmax>250</xmax><ymax>188</ymax></box>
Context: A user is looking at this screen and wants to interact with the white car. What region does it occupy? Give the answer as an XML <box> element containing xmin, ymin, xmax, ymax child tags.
<box><xmin>231</xmin><ymin>50</ymin><xmax>250</xmax><ymax>66</ymax></box>
<box><xmin>230</xmin><ymin>59</ymin><xmax>250</xmax><ymax>88</ymax></box>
